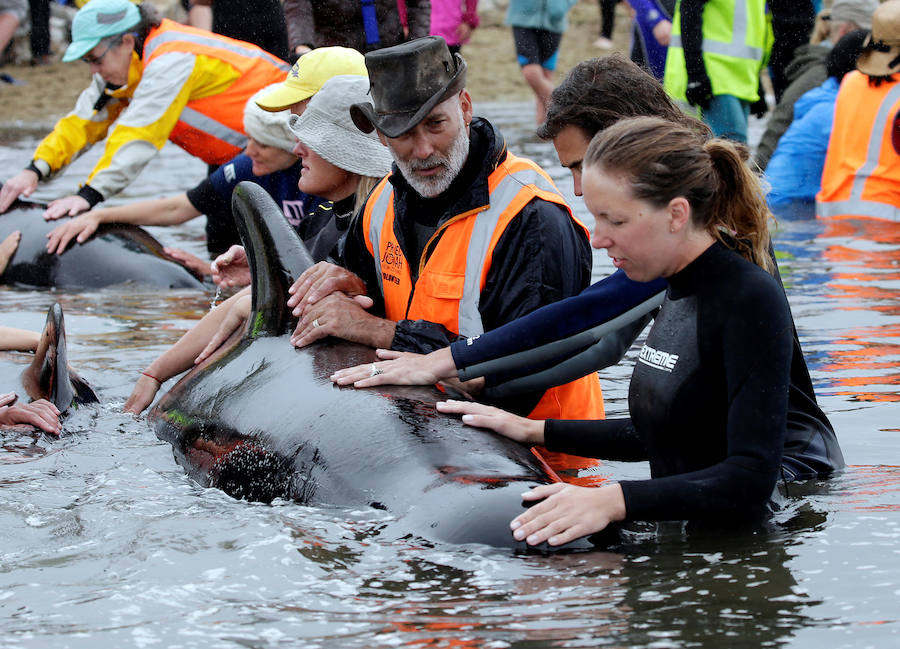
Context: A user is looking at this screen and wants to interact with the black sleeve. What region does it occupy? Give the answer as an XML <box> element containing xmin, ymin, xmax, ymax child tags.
<box><xmin>186</xmin><ymin>176</ymin><xmax>226</xmax><ymax>218</ymax></box>
<box><xmin>186</xmin><ymin>177</ymin><xmax>235</xmax><ymax>255</ymax></box>
<box><xmin>680</xmin><ymin>0</ymin><xmax>708</xmax><ymax>77</ymax></box>
<box><xmin>545</xmin><ymin>418</ymin><xmax>649</xmax><ymax>461</ymax></box>
<box><xmin>77</xmin><ymin>184</ymin><xmax>104</xmax><ymax>209</ymax></box>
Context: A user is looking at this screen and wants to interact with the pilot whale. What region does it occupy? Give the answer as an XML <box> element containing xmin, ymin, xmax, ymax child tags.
<box><xmin>150</xmin><ymin>182</ymin><xmax>565</xmax><ymax>548</ymax></box>
<box><xmin>0</xmin><ymin>302</ymin><xmax>99</xmax><ymax>413</ymax></box>
<box><xmin>0</xmin><ymin>198</ymin><xmax>204</xmax><ymax>290</ymax></box>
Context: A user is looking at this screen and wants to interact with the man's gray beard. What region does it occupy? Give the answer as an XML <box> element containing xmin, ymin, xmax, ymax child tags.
<box><xmin>391</xmin><ymin>116</ymin><xmax>470</xmax><ymax>198</ymax></box>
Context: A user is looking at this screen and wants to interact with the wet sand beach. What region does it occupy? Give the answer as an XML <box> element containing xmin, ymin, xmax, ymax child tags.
<box><xmin>0</xmin><ymin>1</ymin><xmax>634</xmax><ymax>131</ymax></box>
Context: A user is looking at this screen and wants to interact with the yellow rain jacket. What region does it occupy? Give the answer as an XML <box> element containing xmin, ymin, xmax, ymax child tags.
<box><xmin>31</xmin><ymin>19</ymin><xmax>288</xmax><ymax>205</ymax></box>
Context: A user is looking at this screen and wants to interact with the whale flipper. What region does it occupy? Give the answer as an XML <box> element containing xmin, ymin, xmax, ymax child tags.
<box><xmin>21</xmin><ymin>303</ymin><xmax>99</xmax><ymax>411</ymax></box>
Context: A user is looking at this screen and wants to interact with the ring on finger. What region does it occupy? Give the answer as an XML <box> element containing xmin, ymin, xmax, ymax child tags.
<box><xmin>312</xmin><ymin>318</ymin><xmax>320</xmax><ymax>328</ymax></box>
<box><xmin>370</xmin><ymin>363</ymin><xmax>383</xmax><ymax>377</ymax></box>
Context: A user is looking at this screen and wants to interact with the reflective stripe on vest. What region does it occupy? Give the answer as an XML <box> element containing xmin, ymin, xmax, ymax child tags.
<box><xmin>664</xmin><ymin>0</ymin><xmax>767</xmax><ymax>102</ymax></box>
<box><xmin>178</xmin><ymin>106</ymin><xmax>247</xmax><ymax>149</ymax></box>
<box><xmin>817</xmin><ymin>79</ymin><xmax>900</xmax><ymax>222</ymax></box>
<box><xmin>143</xmin><ymin>20</ymin><xmax>288</xmax><ymax>164</ymax></box>
<box><xmin>366</xmin><ymin>176</ymin><xmax>393</xmax><ymax>300</ymax></box>
<box><xmin>143</xmin><ymin>27</ymin><xmax>289</xmax><ymax>71</ymax></box>
<box><xmin>367</xmin><ymin>161</ymin><xmax>569</xmax><ymax>335</ymax></box>
<box><xmin>669</xmin><ymin>0</ymin><xmax>763</xmax><ymax>62</ymax></box>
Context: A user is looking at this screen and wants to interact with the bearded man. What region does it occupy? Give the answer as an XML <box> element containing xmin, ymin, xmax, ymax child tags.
<box><xmin>287</xmin><ymin>36</ymin><xmax>605</xmax><ymax>420</ymax></box>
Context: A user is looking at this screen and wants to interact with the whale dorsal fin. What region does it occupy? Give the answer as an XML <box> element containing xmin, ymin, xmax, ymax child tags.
<box><xmin>22</xmin><ymin>303</ymin><xmax>99</xmax><ymax>411</ymax></box>
<box><xmin>231</xmin><ymin>181</ymin><xmax>316</xmax><ymax>338</ymax></box>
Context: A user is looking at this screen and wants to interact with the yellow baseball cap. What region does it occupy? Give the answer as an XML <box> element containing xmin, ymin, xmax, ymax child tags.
<box><xmin>255</xmin><ymin>47</ymin><xmax>368</xmax><ymax>112</ymax></box>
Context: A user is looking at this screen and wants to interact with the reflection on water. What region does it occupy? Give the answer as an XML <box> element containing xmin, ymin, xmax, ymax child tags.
<box><xmin>1</xmin><ymin>104</ymin><xmax>899</xmax><ymax>648</ymax></box>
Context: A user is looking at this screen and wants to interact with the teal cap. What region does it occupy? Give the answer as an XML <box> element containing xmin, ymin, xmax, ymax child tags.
<box><xmin>63</xmin><ymin>0</ymin><xmax>141</xmax><ymax>63</ymax></box>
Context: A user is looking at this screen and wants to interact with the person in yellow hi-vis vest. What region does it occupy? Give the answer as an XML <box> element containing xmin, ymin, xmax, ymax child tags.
<box><xmin>286</xmin><ymin>36</ymin><xmax>605</xmax><ymax>421</ymax></box>
<box><xmin>663</xmin><ymin>0</ymin><xmax>768</xmax><ymax>143</ymax></box>
<box><xmin>817</xmin><ymin>0</ymin><xmax>900</xmax><ymax>223</ymax></box>
<box><xmin>0</xmin><ymin>0</ymin><xmax>288</xmax><ymax>220</ymax></box>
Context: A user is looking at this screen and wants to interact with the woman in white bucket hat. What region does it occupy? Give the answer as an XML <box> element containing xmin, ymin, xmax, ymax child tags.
<box><xmin>125</xmin><ymin>75</ymin><xmax>393</xmax><ymax>415</ymax></box>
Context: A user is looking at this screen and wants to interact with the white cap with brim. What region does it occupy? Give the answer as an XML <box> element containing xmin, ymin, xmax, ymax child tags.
<box><xmin>63</xmin><ymin>0</ymin><xmax>140</xmax><ymax>63</ymax></box>
<box><xmin>288</xmin><ymin>75</ymin><xmax>393</xmax><ymax>179</ymax></box>
<box><xmin>244</xmin><ymin>84</ymin><xmax>296</xmax><ymax>153</ymax></box>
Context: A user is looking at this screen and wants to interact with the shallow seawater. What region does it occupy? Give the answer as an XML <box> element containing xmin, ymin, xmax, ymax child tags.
<box><xmin>1</xmin><ymin>104</ymin><xmax>898</xmax><ymax>648</ymax></box>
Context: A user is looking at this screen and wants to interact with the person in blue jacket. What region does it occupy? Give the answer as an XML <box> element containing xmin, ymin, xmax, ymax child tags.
<box><xmin>765</xmin><ymin>29</ymin><xmax>869</xmax><ymax>212</ymax></box>
<box><xmin>506</xmin><ymin>0</ymin><xmax>579</xmax><ymax>124</ymax></box>
<box><xmin>333</xmin><ymin>54</ymin><xmax>844</xmax><ymax>483</ymax></box>
<box><xmin>627</xmin><ymin>0</ymin><xmax>674</xmax><ymax>80</ymax></box>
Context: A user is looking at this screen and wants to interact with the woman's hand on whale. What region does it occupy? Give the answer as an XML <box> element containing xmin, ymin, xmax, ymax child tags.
<box><xmin>436</xmin><ymin>399</ymin><xmax>546</xmax><ymax>445</ymax></box>
<box><xmin>195</xmin><ymin>294</ymin><xmax>252</xmax><ymax>364</ymax></box>
<box><xmin>45</xmin><ymin>213</ymin><xmax>102</xmax><ymax>254</ymax></box>
<box><xmin>0</xmin><ymin>396</ymin><xmax>62</xmax><ymax>436</ymax></box>
<box><xmin>0</xmin><ymin>169</ymin><xmax>39</xmax><ymax>213</ymax></box>
<box><xmin>165</xmin><ymin>247</ymin><xmax>211</xmax><ymax>277</ymax></box>
<box><xmin>124</xmin><ymin>374</ymin><xmax>162</xmax><ymax>415</ymax></box>
<box><xmin>509</xmin><ymin>482</ymin><xmax>626</xmax><ymax>547</ymax></box>
<box><xmin>331</xmin><ymin>347</ymin><xmax>457</xmax><ymax>387</ymax></box>
<box><xmin>43</xmin><ymin>195</ymin><xmax>90</xmax><ymax>221</ymax></box>
<box><xmin>211</xmin><ymin>245</ymin><xmax>250</xmax><ymax>288</ymax></box>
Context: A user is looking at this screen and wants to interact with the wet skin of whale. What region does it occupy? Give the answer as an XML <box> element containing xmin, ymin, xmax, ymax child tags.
<box><xmin>0</xmin><ymin>303</ymin><xmax>99</xmax><ymax>414</ymax></box>
<box><xmin>150</xmin><ymin>182</ymin><xmax>561</xmax><ymax>548</ymax></box>
<box><xmin>0</xmin><ymin>199</ymin><xmax>204</xmax><ymax>290</ymax></box>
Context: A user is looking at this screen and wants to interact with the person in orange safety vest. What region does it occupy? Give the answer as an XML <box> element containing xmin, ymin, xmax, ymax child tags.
<box><xmin>817</xmin><ymin>0</ymin><xmax>900</xmax><ymax>223</ymax></box>
<box><xmin>285</xmin><ymin>36</ymin><xmax>605</xmax><ymax>421</ymax></box>
<box><xmin>0</xmin><ymin>0</ymin><xmax>288</xmax><ymax>220</ymax></box>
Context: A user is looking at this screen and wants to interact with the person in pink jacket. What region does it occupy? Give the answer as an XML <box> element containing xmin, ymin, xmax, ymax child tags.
<box><xmin>429</xmin><ymin>0</ymin><xmax>479</xmax><ymax>55</ymax></box>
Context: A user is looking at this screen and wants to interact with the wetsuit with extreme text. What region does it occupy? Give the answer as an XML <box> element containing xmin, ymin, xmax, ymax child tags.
<box><xmin>545</xmin><ymin>242</ymin><xmax>803</xmax><ymax>520</ymax></box>
<box><xmin>449</xmin><ymin>254</ymin><xmax>844</xmax><ymax>480</ymax></box>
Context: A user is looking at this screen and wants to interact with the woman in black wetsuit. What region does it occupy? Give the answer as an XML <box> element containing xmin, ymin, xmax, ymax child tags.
<box><xmin>437</xmin><ymin>116</ymin><xmax>818</xmax><ymax>547</ymax></box>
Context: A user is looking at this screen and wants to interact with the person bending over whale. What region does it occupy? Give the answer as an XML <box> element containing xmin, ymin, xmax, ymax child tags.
<box><xmin>332</xmin><ymin>54</ymin><xmax>844</xmax><ymax>483</ymax></box>
<box><xmin>433</xmin><ymin>117</ymin><xmax>816</xmax><ymax>546</ymax></box>
<box><xmin>287</xmin><ymin>36</ymin><xmax>604</xmax><ymax>421</ymax></box>
<box><xmin>124</xmin><ymin>75</ymin><xmax>393</xmax><ymax>414</ymax></box>
<box><xmin>43</xmin><ymin>84</ymin><xmax>316</xmax><ymax>274</ymax></box>
<box><xmin>43</xmin><ymin>47</ymin><xmax>369</xmax><ymax>271</ymax></box>
<box><xmin>0</xmin><ymin>0</ymin><xmax>288</xmax><ymax>219</ymax></box>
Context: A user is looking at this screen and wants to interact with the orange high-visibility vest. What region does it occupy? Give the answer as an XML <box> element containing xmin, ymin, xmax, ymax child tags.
<box><xmin>817</xmin><ymin>71</ymin><xmax>900</xmax><ymax>222</ymax></box>
<box><xmin>363</xmin><ymin>152</ymin><xmax>605</xmax><ymax>420</ymax></box>
<box><xmin>143</xmin><ymin>20</ymin><xmax>288</xmax><ymax>164</ymax></box>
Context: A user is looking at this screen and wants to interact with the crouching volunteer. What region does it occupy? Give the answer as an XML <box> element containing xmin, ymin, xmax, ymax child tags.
<box><xmin>0</xmin><ymin>0</ymin><xmax>288</xmax><ymax>219</ymax></box>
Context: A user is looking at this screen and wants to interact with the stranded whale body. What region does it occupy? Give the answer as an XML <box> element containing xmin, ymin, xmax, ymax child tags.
<box><xmin>150</xmin><ymin>182</ymin><xmax>567</xmax><ymax>548</ymax></box>
<box><xmin>0</xmin><ymin>302</ymin><xmax>99</xmax><ymax>413</ymax></box>
<box><xmin>0</xmin><ymin>198</ymin><xmax>204</xmax><ymax>290</ymax></box>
